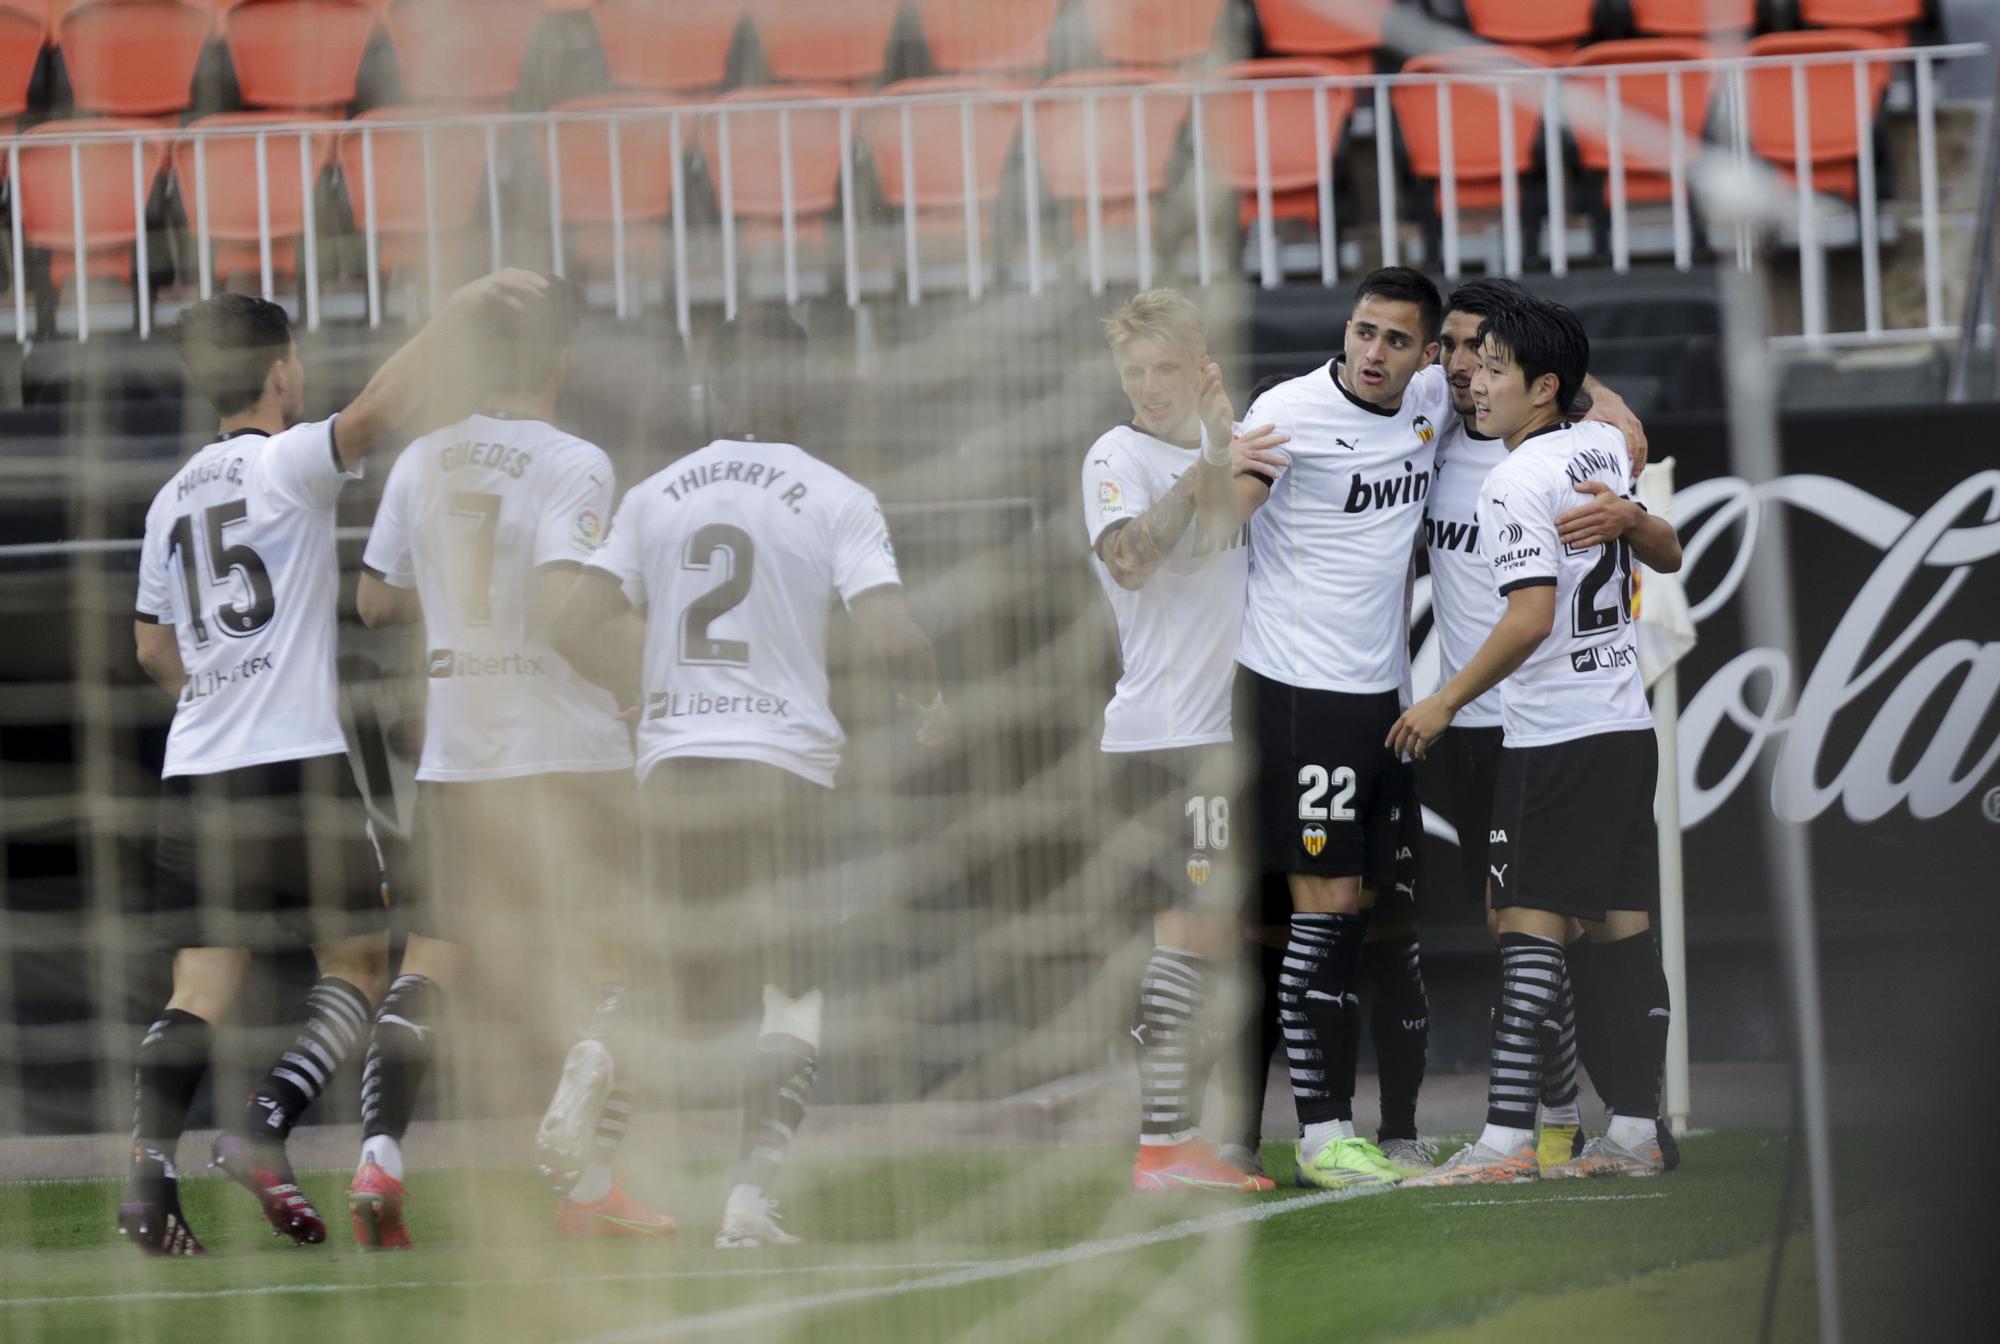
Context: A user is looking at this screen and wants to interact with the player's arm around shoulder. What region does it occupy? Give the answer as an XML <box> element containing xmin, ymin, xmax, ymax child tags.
<box><xmin>1553</xmin><ymin>425</ymin><xmax>1682</xmax><ymax>572</ymax></box>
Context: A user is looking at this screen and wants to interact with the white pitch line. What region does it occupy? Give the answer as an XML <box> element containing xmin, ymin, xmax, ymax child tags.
<box><xmin>1420</xmin><ymin>1192</ymin><xmax>1668</xmax><ymax>1210</ymax></box>
<box><xmin>571</xmin><ymin>1184</ymin><xmax>1401</xmax><ymax>1343</ymax></box>
<box><xmin>0</xmin><ymin>1261</ymin><xmax>994</xmax><ymax>1310</ymax></box>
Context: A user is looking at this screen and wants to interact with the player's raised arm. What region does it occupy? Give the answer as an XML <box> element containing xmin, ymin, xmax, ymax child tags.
<box><xmin>1555</xmin><ymin>479</ymin><xmax>1682</xmax><ymax>572</ymax></box>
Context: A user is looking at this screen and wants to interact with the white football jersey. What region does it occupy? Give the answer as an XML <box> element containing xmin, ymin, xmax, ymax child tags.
<box><xmin>1236</xmin><ymin>361</ymin><xmax>1452</xmax><ymax>692</ymax></box>
<box><xmin>363</xmin><ymin>414</ymin><xmax>633</xmax><ymax>782</ymax></box>
<box><xmin>136</xmin><ymin>420</ymin><xmax>356</xmax><ymax>777</ymax></box>
<box><xmin>1423</xmin><ymin>416</ymin><xmax>1508</xmax><ymax>727</ymax></box>
<box><xmin>587</xmin><ymin>439</ymin><xmax>902</xmax><ymax>789</ymax></box>
<box><xmin>1478</xmin><ymin>420</ymin><xmax>1653</xmax><ymax>748</ymax></box>
<box><xmin>1082</xmin><ymin>423</ymin><xmax>1248</xmax><ymax>752</ymax></box>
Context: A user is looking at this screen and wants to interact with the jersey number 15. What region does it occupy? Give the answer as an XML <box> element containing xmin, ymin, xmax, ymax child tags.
<box><xmin>167</xmin><ymin>501</ymin><xmax>275</xmax><ymax>647</ymax></box>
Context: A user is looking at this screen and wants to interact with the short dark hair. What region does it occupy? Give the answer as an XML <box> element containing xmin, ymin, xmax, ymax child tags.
<box><xmin>1352</xmin><ymin>266</ymin><xmax>1443</xmax><ymax>342</ymax></box>
<box><xmin>1476</xmin><ymin>297</ymin><xmax>1590</xmax><ymax>417</ymax></box>
<box><xmin>475</xmin><ymin>274</ymin><xmax>583</xmax><ymax>395</ymax></box>
<box><xmin>175</xmin><ymin>293</ymin><xmax>294</xmax><ymax>417</ymax></box>
<box><xmin>705</xmin><ymin>303</ymin><xmax>811</xmax><ymax>441</ymax></box>
<box><xmin>1445</xmin><ymin>276</ymin><xmax>1529</xmax><ymax>321</ymax></box>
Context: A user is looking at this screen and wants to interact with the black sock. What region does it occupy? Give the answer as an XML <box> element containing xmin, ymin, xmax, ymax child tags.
<box><xmin>1567</xmin><ymin>936</ymin><xmax>1617</xmax><ymax>1114</ymax></box>
<box><xmin>1135</xmin><ymin>947</ymin><xmax>1210</xmax><ymax>1143</ymax></box>
<box><xmin>1363</xmin><ymin>933</ymin><xmax>1428</xmax><ymax>1142</ymax></box>
<box><xmin>736</xmin><ymin>1033</ymin><xmax>816</xmax><ymax>1191</ymax></box>
<box><xmin>1487</xmin><ymin>934</ymin><xmax>1565</xmax><ymax>1132</ymax></box>
<box><xmin>241</xmin><ymin>976</ymin><xmax>370</xmax><ymax>1143</ymax></box>
<box><xmin>1596</xmin><ymin>932</ymin><xmax>1671</xmax><ymax>1120</ymax></box>
<box><xmin>1230</xmin><ymin>941</ymin><xmax>1285</xmax><ymax>1152</ymax></box>
<box><xmin>360</xmin><ymin>974</ymin><xmax>442</xmax><ymax>1144</ymax></box>
<box><xmin>1539</xmin><ymin>962</ymin><xmax>1581</xmax><ymax>1116</ymax></box>
<box><xmin>1279</xmin><ymin>912</ymin><xmax>1366</xmax><ymax>1127</ymax></box>
<box><xmin>134</xmin><ymin>1009</ymin><xmax>211</xmax><ymax>1161</ymax></box>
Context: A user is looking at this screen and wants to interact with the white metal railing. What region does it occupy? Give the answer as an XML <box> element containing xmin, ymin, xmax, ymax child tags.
<box><xmin>0</xmin><ymin>41</ymin><xmax>1985</xmax><ymax>348</ymax></box>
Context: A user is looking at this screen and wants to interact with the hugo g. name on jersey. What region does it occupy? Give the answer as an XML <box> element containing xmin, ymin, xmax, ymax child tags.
<box><xmin>1423</xmin><ymin>417</ymin><xmax>1508</xmax><ymax>727</ymax></box>
<box><xmin>1082</xmin><ymin>423</ymin><xmax>1248</xmax><ymax>752</ymax></box>
<box><xmin>586</xmin><ymin>439</ymin><xmax>902</xmax><ymax>789</ymax></box>
<box><xmin>362</xmin><ymin>414</ymin><xmax>632</xmax><ymax>781</ymax></box>
<box><xmin>1236</xmin><ymin>361</ymin><xmax>1452</xmax><ymax>693</ymax></box>
<box><xmin>135</xmin><ymin>420</ymin><xmax>356</xmax><ymax>777</ymax></box>
<box><xmin>1477</xmin><ymin>420</ymin><xmax>1653</xmax><ymax>748</ymax></box>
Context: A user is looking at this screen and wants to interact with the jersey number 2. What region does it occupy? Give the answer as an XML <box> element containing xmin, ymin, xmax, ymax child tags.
<box><xmin>678</xmin><ymin>523</ymin><xmax>756</xmax><ymax>666</ymax></box>
<box><xmin>167</xmin><ymin>501</ymin><xmax>275</xmax><ymax>648</ymax></box>
<box><xmin>1297</xmin><ymin>764</ymin><xmax>1356</xmax><ymax>820</ymax></box>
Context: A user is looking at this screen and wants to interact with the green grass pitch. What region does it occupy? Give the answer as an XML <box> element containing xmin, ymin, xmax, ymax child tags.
<box><xmin>0</xmin><ymin>1132</ymin><xmax>1937</xmax><ymax>1342</ymax></box>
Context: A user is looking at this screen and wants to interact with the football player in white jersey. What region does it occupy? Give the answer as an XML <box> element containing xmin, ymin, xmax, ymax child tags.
<box><xmin>1081</xmin><ymin>290</ymin><xmax>1289</xmax><ymax>1194</ymax></box>
<box><xmin>346</xmin><ymin>280</ymin><xmax>673</xmax><ymax>1246</ymax></box>
<box><xmin>1390</xmin><ymin>296</ymin><xmax>1684</xmax><ymax>1185</ymax></box>
<box><xmin>552</xmin><ymin>307</ymin><xmax>952</xmax><ymax>1249</ymax></box>
<box><xmin>122</xmin><ymin>272</ymin><xmax>548</xmax><ymax>1256</ymax></box>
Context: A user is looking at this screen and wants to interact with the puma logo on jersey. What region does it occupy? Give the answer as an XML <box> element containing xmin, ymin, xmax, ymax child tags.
<box><xmin>1335</xmin><ymin>437</ymin><xmax>1358</xmax><ymax>451</ymax></box>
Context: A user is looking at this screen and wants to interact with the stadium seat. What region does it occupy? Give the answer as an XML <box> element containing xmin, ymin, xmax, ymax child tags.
<box><xmin>1035</xmin><ymin>69</ymin><xmax>1190</xmax><ymax>228</ymax></box>
<box><xmin>224</xmin><ymin>1</ymin><xmax>378</xmax><ymax>112</ymax></box>
<box><xmin>384</xmin><ymin>0</ymin><xmax>544</xmax><ymax>103</ymax></box>
<box><xmin>861</xmin><ymin>76</ymin><xmax>1021</xmax><ymax>239</ymax></box>
<box><xmin>0</xmin><ymin>2</ymin><xmax>45</xmax><ymax>123</ymax></box>
<box><xmin>747</xmin><ymin>0</ymin><xmax>897</xmax><ymax>87</ymax></box>
<box><xmin>56</xmin><ymin>1</ymin><xmax>209</xmax><ymax>117</ymax></box>
<box><xmin>1252</xmin><ymin>0</ymin><xmax>1386</xmax><ymax>61</ymax></box>
<box><xmin>541</xmin><ymin>92</ymin><xmax>680</xmax><ymax>266</ymax></box>
<box><xmin>1799</xmin><ymin>0</ymin><xmax>1923</xmax><ymax>45</ymax></box>
<box><xmin>1744</xmin><ymin>29</ymin><xmax>1894</xmax><ymax>198</ymax></box>
<box><xmin>913</xmin><ymin>0</ymin><xmax>1060</xmax><ymax>76</ymax></box>
<box><xmin>1627</xmin><ymin>0</ymin><xmax>1755</xmax><ymax>36</ymax></box>
<box><xmin>1204</xmin><ymin>58</ymin><xmax>1355</xmax><ymax>226</ymax></box>
<box><xmin>1391</xmin><ymin>48</ymin><xmax>1551</xmax><ymax>211</ymax></box>
<box><xmin>1464</xmin><ymin>0</ymin><xmax>1595</xmax><ymax>55</ymax></box>
<box><xmin>174</xmin><ymin>112</ymin><xmax>335</xmax><ymax>287</ymax></box>
<box><xmin>336</xmin><ymin>106</ymin><xmax>489</xmax><ymax>271</ymax></box>
<box><xmin>1565</xmin><ymin>40</ymin><xmax>1714</xmax><ymax>205</ymax></box>
<box><xmin>1083</xmin><ymin>0</ymin><xmax>1226</xmax><ymax>69</ymax></box>
<box><xmin>697</xmin><ymin>86</ymin><xmax>847</xmax><ymax>242</ymax></box>
<box><xmin>15</xmin><ymin>117</ymin><xmax>168</xmax><ymax>296</ymax></box>
<box><xmin>591</xmin><ymin>0</ymin><xmax>739</xmax><ymax>94</ymax></box>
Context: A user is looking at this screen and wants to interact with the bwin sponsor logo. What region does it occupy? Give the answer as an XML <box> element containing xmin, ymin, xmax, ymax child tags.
<box><xmin>1343</xmin><ymin>461</ymin><xmax>1432</xmax><ymax>513</ymax></box>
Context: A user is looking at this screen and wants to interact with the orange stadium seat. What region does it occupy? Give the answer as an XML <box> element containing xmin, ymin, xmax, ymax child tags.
<box><xmin>592</xmin><ymin>0</ymin><xmax>740</xmax><ymax>94</ymax></box>
<box><xmin>1627</xmin><ymin>0</ymin><xmax>1755</xmax><ymax>36</ymax></box>
<box><xmin>1800</xmin><ymin>0</ymin><xmax>1923</xmax><ymax>45</ymax></box>
<box><xmin>57</xmin><ymin>1</ymin><xmax>209</xmax><ymax>117</ymax></box>
<box><xmin>747</xmin><ymin>0</ymin><xmax>898</xmax><ymax>86</ymax></box>
<box><xmin>542</xmin><ymin>91</ymin><xmax>680</xmax><ymax>267</ymax></box>
<box><xmin>384</xmin><ymin>0</ymin><xmax>544</xmax><ymax>103</ymax></box>
<box><xmin>1253</xmin><ymin>0</ymin><xmax>1386</xmax><ymax>62</ymax></box>
<box><xmin>1464</xmin><ymin>0</ymin><xmax>1595</xmax><ymax>55</ymax></box>
<box><xmin>697</xmin><ymin>86</ymin><xmax>847</xmax><ymax>242</ymax></box>
<box><xmin>16</xmin><ymin>117</ymin><xmax>168</xmax><ymax>294</ymax></box>
<box><xmin>1205</xmin><ymin>58</ymin><xmax>1355</xmax><ymax>225</ymax></box>
<box><xmin>1744</xmin><ymin>29</ymin><xmax>1893</xmax><ymax>199</ymax></box>
<box><xmin>1083</xmin><ymin>0</ymin><xmax>1225</xmax><ymax>69</ymax></box>
<box><xmin>224</xmin><ymin>1</ymin><xmax>377</xmax><ymax>111</ymax></box>
<box><xmin>1391</xmin><ymin>48</ymin><xmax>1552</xmax><ymax>211</ymax></box>
<box><xmin>1565</xmin><ymin>40</ymin><xmax>1713</xmax><ymax>204</ymax></box>
<box><xmin>1036</xmin><ymin>69</ymin><xmax>1190</xmax><ymax>228</ymax></box>
<box><xmin>861</xmin><ymin>76</ymin><xmax>1021</xmax><ymax>237</ymax></box>
<box><xmin>913</xmin><ymin>0</ymin><xmax>1060</xmax><ymax>76</ymax></box>
<box><xmin>336</xmin><ymin>106</ymin><xmax>489</xmax><ymax>269</ymax></box>
<box><xmin>0</xmin><ymin>2</ymin><xmax>46</xmax><ymax>122</ymax></box>
<box><xmin>174</xmin><ymin>112</ymin><xmax>336</xmax><ymax>286</ymax></box>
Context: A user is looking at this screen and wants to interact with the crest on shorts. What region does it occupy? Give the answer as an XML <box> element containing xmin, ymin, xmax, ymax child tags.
<box><xmin>1301</xmin><ymin>823</ymin><xmax>1327</xmax><ymax>857</ymax></box>
<box><xmin>1186</xmin><ymin>854</ymin><xmax>1211</xmax><ymax>887</ymax></box>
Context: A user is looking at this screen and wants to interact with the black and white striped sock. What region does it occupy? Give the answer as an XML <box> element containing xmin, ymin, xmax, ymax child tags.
<box><xmin>1135</xmin><ymin>947</ymin><xmax>1210</xmax><ymax>1146</ymax></box>
<box><xmin>1538</xmin><ymin>962</ymin><xmax>1582</xmax><ymax>1126</ymax></box>
<box><xmin>242</xmin><ymin>976</ymin><xmax>370</xmax><ymax>1143</ymax></box>
<box><xmin>359</xmin><ymin>974</ymin><xmax>443</xmax><ymax>1147</ymax></box>
<box><xmin>1486</xmin><ymin>934</ymin><xmax>1565</xmax><ymax>1139</ymax></box>
<box><xmin>1279</xmin><ymin>912</ymin><xmax>1365</xmax><ymax>1131</ymax></box>
<box><xmin>735</xmin><ymin>1034</ymin><xmax>817</xmax><ymax>1192</ymax></box>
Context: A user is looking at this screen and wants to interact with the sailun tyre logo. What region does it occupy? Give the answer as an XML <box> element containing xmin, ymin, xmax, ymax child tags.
<box><xmin>1499</xmin><ymin>521</ymin><xmax>1525</xmax><ymax>546</ymax></box>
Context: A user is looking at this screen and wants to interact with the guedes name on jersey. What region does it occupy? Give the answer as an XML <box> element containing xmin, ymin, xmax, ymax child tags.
<box><xmin>176</xmin><ymin>455</ymin><xmax>245</xmax><ymax>500</ymax></box>
<box><xmin>1343</xmin><ymin>461</ymin><xmax>1432</xmax><ymax>513</ymax></box>
<box><xmin>661</xmin><ymin>458</ymin><xmax>810</xmax><ymax>514</ymax></box>
<box><xmin>439</xmin><ymin>441</ymin><xmax>532</xmax><ymax>477</ymax></box>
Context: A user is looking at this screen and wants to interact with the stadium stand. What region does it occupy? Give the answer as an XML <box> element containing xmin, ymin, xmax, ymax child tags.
<box><xmin>1745</xmin><ymin>28</ymin><xmax>1894</xmax><ymax>196</ymax></box>
<box><xmin>1564</xmin><ymin>39</ymin><xmax>1714</xmax><ymax>205</ymax></box>
<box><xmin>173</xmin><ymin>111</ymin><xmax>334</xmax><ymax>288</ymax></box>
<box><xmin>1627</xmin><ymin>0</ymin><xmax>1757</xmax><ymax>37</ymax></box>
<box><xmin>541</xmin><ymin>91</ymin><xmax>681</xmax><ymax>268</ymax></box>
<box><xmin>1083</xmin><ymin>0</ymin><xmax>1228</xmax><ymax>69</ymax></box>
<box><xmin>1800</xmin><ymin>0</ymin><xmax>1926</xmax><ymax>44</ymax></box>
<box><xmin>222</xmin><ymin>0</ymin><xmax>378</xmax><ymax>112</ymax></box>
<box><xmin>1251</xmin><ymin>0</ymin><xmax>1387</xmax><ymax>65</ymax></box>
<box><xmin>14</xmin><ymin>117</ymin><xmax>167</xmax><ymax>315</ymax></box>
<box><xmin>55</xmin><ymin>0</ymin><xmax>210</xmax><ymax>117</ymax></box>
<box><xmin>335</xmin><ymin>106</ymin><xmax>488</xmax><ymax>273</ymax></box>
<box><xmin>382</xmin><ymin>0</ymin><xmax>545</xmax><ymax>103</ymax></box>
<box><xmin>747</xmin><ymin>0</ymin><xmax>900</xmax><ymax>87</ymax></box>
<box><xmin>1463</xmin><ymin>0</ymin><xmax>1597</xmax><ymax>55</ymax></box>
<box><xmin>0</xmin><ymin>1</ymin><xmax>44</xmax><ymax>124</ymax></box>
<box><xmin>590</xmin><ymin>0</ymin><xmax>739</xmax><ymax>94</ymax></box>
<box><xmin>1204</xmin><ymin>57</ymin><xmax>1355</xmax><ymax>226</ymax></box>
<box><xmin>1390</xmin><ymin>46</ymin><xmax>1552</xmax><ymax>211</ymax></box>
<box><xmin>913</xmin><ymin>0</ymin><xmax>1062</xmax><ymax>75</ymax></box>
<box><xmin>1035</xmin><ymin>68</ymin><xmax>1189</xmax><ymax>231</ymax></box>
<box><xmin>697</xmin><ymin>85</ymin><xmax>847</xmax><ymax>242</ymax></box>
<box><xmin>861</xmin><ymin>76</ymin><xmax>1021</xmax><ymax>236</ymax></box>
